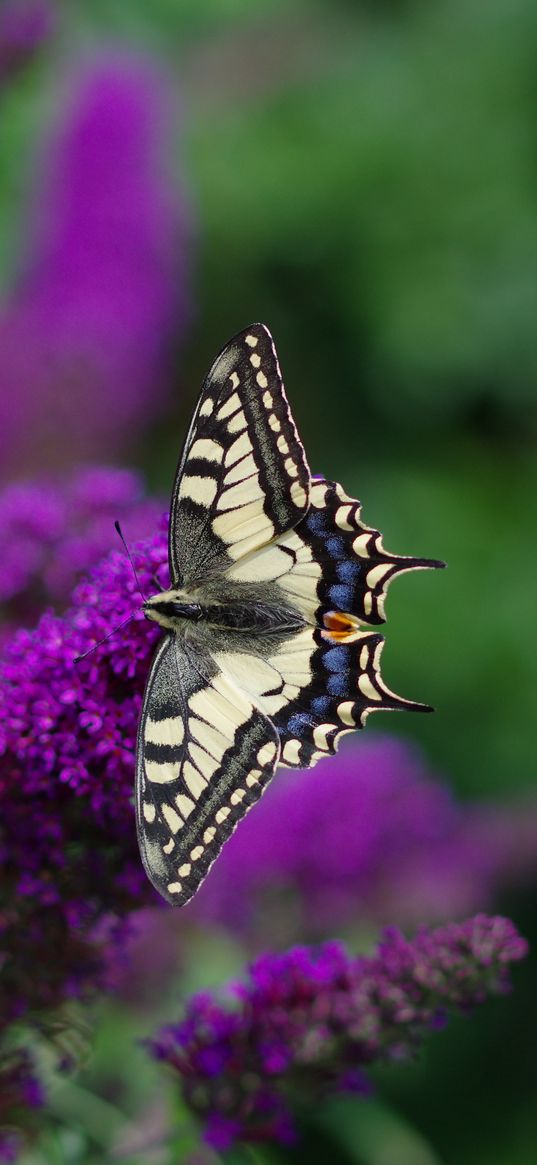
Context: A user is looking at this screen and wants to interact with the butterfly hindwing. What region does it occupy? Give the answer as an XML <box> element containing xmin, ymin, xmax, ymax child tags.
<box><xmin>168</xmin><ymin>324</ymin><xmax>310</xmax><ymax>589</ymax></box>
<box><xmin>211</xmin><ymin>624</ymin><xmax>430</xmax><ymax>773</ymax></box>
<box><xmin>226</xmin><ymin>477</ymin><xmax>441</xmax><ymax>627</ymax></box>
<box><xmin>220</xmin><ymin>472</ymin><xmax>440</xmax><ymax>768</ymax></box>
<box><xmin>272</xmin><ymin>628</ymin><xmax>431</xmax><ymax>769</ymax></box>
<box><xmin>302</xmin><ymin>478</ymin><xmax>442</xmax><ymax>625</ymax></box>
<box><xmin>135</xmin><ymin>633</ymin><xmax>280</xmax><ymax>905</ymax></box>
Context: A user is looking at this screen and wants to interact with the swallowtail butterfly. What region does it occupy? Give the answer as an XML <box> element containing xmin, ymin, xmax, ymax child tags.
<box><xmin>137</xmin><ymin>324</ymin><xmax>442</xmax><ymax>905</ymax></box>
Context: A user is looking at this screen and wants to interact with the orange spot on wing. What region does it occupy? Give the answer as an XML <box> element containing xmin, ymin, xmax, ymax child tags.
<box><xmin>322</xmin><ymin>611</ymin><xmax>361</xmax><ymax>642</ymax></box>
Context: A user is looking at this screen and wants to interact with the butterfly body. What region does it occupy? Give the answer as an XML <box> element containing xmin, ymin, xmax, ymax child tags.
<box><xmin>136</xmin><ymin>324</ymin><xmax>443</xmax><ymax>906</ymax></box>
<box><xmin>144</xmin><ymin>591</ymin><xmax>306</xmax><ymax>637</ymax></box>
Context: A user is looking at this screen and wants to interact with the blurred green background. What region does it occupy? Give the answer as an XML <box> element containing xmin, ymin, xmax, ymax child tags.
<box><xmin>2</xmin><ymin>1</ymin><xmax>536</xmax><ymax>1163</ymax></box>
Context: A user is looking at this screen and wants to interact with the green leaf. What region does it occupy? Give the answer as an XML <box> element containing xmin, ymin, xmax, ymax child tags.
<box><xmin>313</xmin><ymin>1095</ymin><xmax>445</xmax><ymax>1165</ymax></box>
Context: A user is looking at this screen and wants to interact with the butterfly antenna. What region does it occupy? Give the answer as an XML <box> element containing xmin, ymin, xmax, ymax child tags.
<box><xmin>73</xmin><ymin>611</ymin><xmax>138</xmax><ymax>664</ymax></box>
<box><xmin>114</xmin><ymin>520</ymin><xmax>147</xmax><ymax>602</ymax></box>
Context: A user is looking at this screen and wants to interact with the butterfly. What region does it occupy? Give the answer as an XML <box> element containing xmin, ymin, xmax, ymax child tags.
<box><xmin>136</xmin><ymin>324</ymin><xmax>443</xmax><ymax>905</ymax></box>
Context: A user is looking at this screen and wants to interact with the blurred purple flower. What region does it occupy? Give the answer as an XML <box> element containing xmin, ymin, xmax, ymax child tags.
<box><xmin>0</xmin><ymin>0</ymin><xmax>54</xmax><ymax>82</ymax></box>
<box><xmin>148</xmin><ymin>914</ymin><xmax>527</xmax><ymax>1148</ymax></box>
<box><xmin>0</xmin><ymin>51</ymin><xmax>189</xmax><ymax>480</ymax></box>
<box><xmin>0</xmin><ymin>467</ymin><xmax>163</xmax><ymax>639</ymax></box>
<box><xmin>0</xmin><ymin>1048</ymin><xmax>43</xmax><ymax>1161</ymax></box>
<box><xmin>190</xmin><ymin>737</ymin><xmax>509</xmax><ymax>943</ymax></box>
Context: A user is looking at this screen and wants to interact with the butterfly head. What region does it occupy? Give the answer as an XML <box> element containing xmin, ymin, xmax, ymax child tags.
<box><xmin>144</xmin><ymin>589</ymin><xmax>203</xmax><ymax>631</ymax></box>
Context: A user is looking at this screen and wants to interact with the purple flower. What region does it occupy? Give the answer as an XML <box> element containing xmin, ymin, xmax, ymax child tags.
<box><xmin>204</xmin><ymin>1115</ymin><xmax>243</xmax><ymax>1152</ymax></box>
<box><xmin>0</xmin><ymin>520</ymin><xmax>168</xmax><ymax>1023</ymax></box>
<box><xmin>147</xmin><ymin>915</ymin><xmax>527</xmax><ymax>1148</ymax></box>
<box><xmin>0</xmin><ymin>467</ymin><xmax>163</xmax><ymax>639</ymax></box>
<box><xmin>191</xmin><ymin>736</ymin><xmax>504</xmax><ymax>943</ymax></box>
<box><xmin>0</xmin><ymin>51</ymin><xmax>189</xmax><ymax>480</ymax></box>
<box><xmin>0</xmin><ymin>1048</ymin><xmax>43</xmax><ymax>1161</ymax></box>
<box><xmin>0</xmin><ymin>0</ymin><xmax>54</xmax><ymax>82</ymax></box>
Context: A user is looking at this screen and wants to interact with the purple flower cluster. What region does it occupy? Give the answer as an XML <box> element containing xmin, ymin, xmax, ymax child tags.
<box><xmin>0</xmin><ymin>519</ymin><xmax>169</xmax><ymax>1024</ymax></box>
<box><xmin>0</xmin><ymin>467</ymin><xmax>163</xmax><ymax>639</ymax></box>
<box><xmin>0</xmin><ymin>0</ymin><xmax>54</xmax><ymax>82</ymax></box>
<box><xmin>192</xmin><ymin>737</ymin><xmax>504</xmax><ymax>943</ymax></box>
<box><xmin>0</xmin><ymin>51</ymin><xmax>188</xmax><ymax>480</ymax></box>
<box><xmin>0</xmin><ymin>466</ymin><xmax>163</xmax><ymax>647</ymax></box>
<box><xmin>149</xmin><ymin>915</ymin><xmax>527</xmax><ymax>1150</ymax></box>
<box><xmin>0</xmin><ymin>509</ymin><xmax>170</xmax><ymax>1150</ymax></box>
<box><xmin>0</xmin><ymin>1048</ymin><xmax>43</xmax><ymax>1163</ymax></box>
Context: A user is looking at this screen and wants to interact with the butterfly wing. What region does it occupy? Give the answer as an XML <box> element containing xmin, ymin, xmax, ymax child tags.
<box><xmin>168</xmin><ymin>324</ymin><xmax>310</xmax><ymax>589</ymax></box>
<box><xmin>211</xmin><ymin>624</ymin><xmax>431</xmax><ymax>773</ymax></box>
<box><xmin>221</xmin><ymin>475</ymin><xmax>443</xmax><ymax>766</ymax></box>
<box><xmin>135</xmin><ymin>632</ymin><xmax>280</xmax><ymax>905</ymax></box>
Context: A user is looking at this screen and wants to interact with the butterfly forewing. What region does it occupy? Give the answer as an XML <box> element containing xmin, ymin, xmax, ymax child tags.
<box><xmin>168</xmin><ymin>324</ymin><xmax>310</xmax><ymax>589</ymax></box>
<box><xmin>136</xmin><ymin>634</ymin><xmax>280</xmax><ymax>905</ymax></box>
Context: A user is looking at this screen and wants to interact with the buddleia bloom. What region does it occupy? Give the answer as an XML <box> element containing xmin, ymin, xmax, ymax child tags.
<box><xmin>0</xmin><ymin>526</ymin><xmax>168</xmax><ymax>1026</ymax></box>
<box><xmin>0</xmin><ymin>50</ymin><xmax>188</xmax><ymax>479</ymax></box>
<box><xmin>0</xmin><ymin>504</ymin><xmax>168</xmax><ymax>1152</ymax></box>
<box><xmin>0</xmin><ymin>467</ymin><xmax>163</xmax><ymax>641</ymax></box>
<box><xmin>148</xmin><ymin>914</ymin><xmax>527</xmax><ymax>1150</ymax></box>
<box><xmin>0</xmin><ymin>1049</ymin><xmax>43</xmax><ymax>1162</ymax></box>
<box><xmin>192</xmin><ymin>736</ymin><xmax>505</xmax><ymax>943</ymax></box>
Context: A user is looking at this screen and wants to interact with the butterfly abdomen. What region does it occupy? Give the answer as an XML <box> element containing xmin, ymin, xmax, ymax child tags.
<box><xmin>197</xmin><ymin>602</ymin><xmax>305</xmax><ymax>635</ymax></box>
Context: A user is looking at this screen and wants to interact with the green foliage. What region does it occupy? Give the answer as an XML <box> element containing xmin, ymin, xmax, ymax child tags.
<box><xmin>186</xmin><ymin>0</ymin><xmax>537</xmax><ymax>433</ymax></box>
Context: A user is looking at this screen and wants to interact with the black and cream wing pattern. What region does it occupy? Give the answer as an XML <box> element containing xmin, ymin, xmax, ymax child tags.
<box><xmin>136</xmin><ymin>324</ymin><xmax>443</xmax><ymax>905</ymax></box>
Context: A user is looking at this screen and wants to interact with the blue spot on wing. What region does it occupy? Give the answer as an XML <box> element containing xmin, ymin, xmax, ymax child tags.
<box><xmin>288</xmin><ymin>712</ymin><xmax>315</xmax><ymax>736</ymax></box>
<box><xmin>305</xmin><ymin>511</ymin><xmax>327</xmax><ymax>535</ymax></box>
<box><xmin>324</xmin><ymin>645</ymin><xmax>350</xmax><ymax>672</ymax></box>
<box><xmin>326</xmin><ymin>536</ymin><xmax>346</xmax><ymax>557</ymax></box>
<box><xmin>312</xmin><ymin>695</ymin><xmax>331</xmax><ymax>717</ymax></box>
<box><xmin>337</xmin><ymin>559</ymin><xmax>362</xmax><ymax>581</ymax></box>
<box><xmin>328</xmin><ymin>583</ymin><xmax>355</xmax><ymax>609</ymax></box>
<box><xmin>327</xmin><ymin>673</ymin><xmax>351</xmax><ymax>696</ymax></box>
